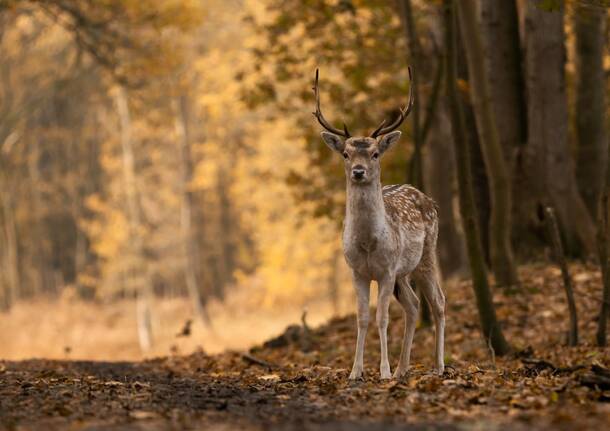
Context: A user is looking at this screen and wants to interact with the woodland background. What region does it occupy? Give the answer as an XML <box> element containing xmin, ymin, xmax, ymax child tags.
<box><xmin>0</xmin><ymin>0</ymin><xmax>609</xmax><ymax>361</ymax></box>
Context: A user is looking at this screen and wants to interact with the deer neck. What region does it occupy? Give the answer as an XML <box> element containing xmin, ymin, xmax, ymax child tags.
<box><xmin>345</xmin><ymin>180</ymin><xmax>386</xmax><ymax>243</ymax></box>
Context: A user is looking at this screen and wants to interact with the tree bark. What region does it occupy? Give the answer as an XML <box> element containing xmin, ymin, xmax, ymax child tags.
<box><xmin>114</xmin><ymin>86</ymin><xmax>153</xmax><ymax>352</ymax></box>
<box><xmin>0</xmin><ymin>187</ymin><xmax>20</xmax><ymax>309</ymax></box>
<box><xmin>524</xmin><ymin>1</ymin><xmax>596</xmax><ymax>256</ymax></box>
<box><xmin>327</xmin><ymin>251</ymin><xmax>341</xmax><ymax>316</ymax></box>
<box><xmin>597</xmin><ymin>192</ymin><xmax>610</xmax><ymax>346</ymax></box>
<box><xmin>175</xmin><ymin>94</ymin><xmax>213</xmax><ymax>326</ymax></box>
<box><xmin>541</xmin><ymin>206</ymin><xmax>578</xmax><ymax>346</ymax></box>
<box><xmin>480</xmin><ymin>0</ymin><xmax>534</xmax><ymax>256</ymax></box>
<box><xmin>480</xmin><ymin>0</ymin><xmax>526</xmax><ymax>164</ymax></box>
<box><xmin>27</xmin><ymin>143</ymin><xmax>53</xmax><ymax>297</ymax></box>
<box><xmin>575</xmin><ymin>4</ymin><xmax>608</xmax><ymax>218</ymax></box>
<box><xmin>217</xmin><ymin>169</ymin><xmax>236</xmax><ymax>292</ymax></box>
<box><xmin>444</xmin><ymin>0</ymin><xmax>511</xmax><ymax>356</ymax></box>
<box><xmin>457</xmin><ymin>0</ymin><xmax>519</xmax><ymax>288</ymax></box>
<box><xmin>397</xmin><ymin>0</ymin><xmax>423</xmax><ymax>190</ymax></box>
<box><xmin>424</xmin><ymin>101</ymin><xmax>466</xmax><ymax>278</ymax></box>
<box><xmin>455</xmin><ymin>33</ymin><xmax>491</xmax><ymax>264</ymax></box>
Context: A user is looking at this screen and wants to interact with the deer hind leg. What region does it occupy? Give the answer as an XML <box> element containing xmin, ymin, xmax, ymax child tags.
<box><xmin>392</xmin><ymin>276</ymin><xmax>419</xmax><ymax>378</ymax></box>
<box><xmin>413</xmin><ymin>256</ymin><xmax>446</xmax><ymax>375</ymax></box>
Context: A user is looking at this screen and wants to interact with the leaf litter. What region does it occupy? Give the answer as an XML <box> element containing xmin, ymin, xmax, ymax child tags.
<box><xmin>1</xmin><ymin>263</ymin><xmax>609</xmax><ymax>430</ymax></box>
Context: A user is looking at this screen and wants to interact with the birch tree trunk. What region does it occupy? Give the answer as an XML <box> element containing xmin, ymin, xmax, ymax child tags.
<box><xmin>217</xmin><ymin>169</ymin><xmax>235</xmax><ymax>292</ymax></box>
<box><xmin>27</xmin><ymin>143</ymin><xmax>52</xmax><ymax>297</ymax></box>
<box><xmin>0</xmin><ymin>187</ymin><xmax>20</xmax><ymax>308</ymax></box>
<box><xmin>457</xmin><ymin>0</ymin><xmax>519</xmax><ymax>287</ymax></box>
<box><xmin>327</xmin><ymin>251</ymin><xmax>341</xmax><ymax>316</ymax></box>
<box><xmin>575</xmin><ymin>4</ymin><xmax>608</xmax><ymax>218</ymax></box>
<box><xmin>114</xmin><ymin>86</ymin><xmax>153</xmax><ymax>352</ymax></box>
<box><xmin>175</xmin><ymin>94</ymin><xmax>213</xmax><ymax>326</ymax></box>
<box><xmin>524</xmin><ymin>1</ymin><xmax>596</xmax><ymax>255</ymax></box>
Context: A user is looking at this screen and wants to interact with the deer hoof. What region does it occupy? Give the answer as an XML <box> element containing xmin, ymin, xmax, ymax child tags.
<box><xmin>349</xmin><ymin>367</ymin><xmax>363</xmax><ymax>380</ymax></box>
<box><xmin>380</xmin><ymin>365</ymin><xmax>392</xmax><ymax>380</ymax></box>
<box><xmin>393</xmin><ymin>367</ymin><xmax>408</xmax><ymax>379</ymax></box>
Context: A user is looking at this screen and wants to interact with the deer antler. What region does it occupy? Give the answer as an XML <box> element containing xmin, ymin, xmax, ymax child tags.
<box><xmin>370</xmin><ymin>66</ymin><xmax>415</xmax><ymax>138</ymax></box>
<box><xmin>313</xmin><ymin>69</ymin><xmax>351</xmax><ymax>138</ymax></box>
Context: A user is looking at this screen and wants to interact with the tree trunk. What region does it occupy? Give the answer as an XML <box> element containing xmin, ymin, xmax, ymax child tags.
<box><xmin>397</xmin><ymin>0</ymin><xmax>423</xmax><ymax>189</ymax></box>
<box><xmin>467</xmin><ymin>110</ymin><xmax>491</xmax><ymax>264</ymax></box>
<box><xmin>541</xmin><ymin>206</ymin><xmax>578</xmax><ymax>346</ymax></box>
<box><xmin>175</xmin><ymin>94</ymin><xmax>213</xmax><ymax>326</ymax></box>
<box><xmin>524</xmin><ymin>1</ymin><xmax>596</xmax><ymax>256</ymax></box>
<box><xmin>455</xmin><ymin>33</ymin><xmax>491</xmax><ymax>264</ymax></box>
<box><xmin>457</xmin><ymin>0</ymin><xmax>519</xmax><ymax>288</ymax></box>
<box><xmin>480</xmin><ymin>0</ymin><xmax>526</xmax><ymax>163</ymax></box>
<box><xmin>73</xmin><ymin>217</ymin><xmax>87</xmax><ymax>295</ymax></box>
<box><xmin>575</xmin><ymin>4</ymin><xmax>608</xmax><ymax>218</ymax></box>
<box><xmin>114</xmin><ymin>86</ymin><xmax>154</xmax><ymax>352</ymax></box>
<box><xmin>424</xmin><ymin>101</ymin><xmax>466</xmax><ymax>278</ymax></box>
<box><xmin>597</xmin><ymin>192</ymin><xmax>610</xmax><ymax>346</ymax></box>
<box><xmin>0</xmin><ymin>187</ymin><xmax>20</xmax><ymax>308</ymax></box>
<box><xmin>327</xmin><ymin>251</ymin><xmax>341</xmax><ymax>316</ymax></box>
<box><xmin>444</xmin><ymin>0</ymin><xmax>511</xmax><ymax>356</ymax></box>
<box><xmin>480</xmin><ymin>0</ymin><xmax>534</xmax><ymax>256</ymax></box>
<box><xmin>27</xmin><ymin>144</ymin><xmax>52</xmax><ymax>297</ymax></box>
<box><xmin>217</xmin><ymin>169</ymin><xmax>236</xmax><ymax>289</ymax></box>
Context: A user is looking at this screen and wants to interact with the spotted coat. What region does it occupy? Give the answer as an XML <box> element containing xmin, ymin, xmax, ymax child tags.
<box><xmin>382</xmin><ymin>184</ymin><xmax>439</xmax><ymax>276</ymax></box>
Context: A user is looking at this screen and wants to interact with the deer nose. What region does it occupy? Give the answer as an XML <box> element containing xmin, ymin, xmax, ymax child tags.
<box><xmin>352</xmin><ymin>166</ymin><xmax>365</xmax><ymax>180</ymax></box>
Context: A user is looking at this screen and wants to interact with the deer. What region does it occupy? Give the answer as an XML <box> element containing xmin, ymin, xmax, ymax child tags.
<box><xmin>313</xmin><ymin>68</ymin><xmax>445</xmax><ymax>380</ymax></box>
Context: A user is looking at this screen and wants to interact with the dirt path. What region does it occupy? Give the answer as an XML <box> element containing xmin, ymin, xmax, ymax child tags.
<box><xmin>0</xmin><ymin>349</ymin><xmax>608</xmax><ymax>431</ymax></box>
<box><xmin>1</xmin><ymin>356</ymin><xmax>462</xmax><ymax>431</ymax></box>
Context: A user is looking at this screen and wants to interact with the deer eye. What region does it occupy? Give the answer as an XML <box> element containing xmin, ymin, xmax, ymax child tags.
<box><xmin>342</xmin><ymin>152</ymin><xmax>349</xmax><ymax>159</ymax></box>
<box><xmin>372</xmin><ymin>152</ymin><xmax>379</xmax><ymax>160</ymax></box>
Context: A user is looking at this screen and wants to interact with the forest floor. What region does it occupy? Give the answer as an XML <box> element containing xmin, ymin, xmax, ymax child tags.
<box><xmin>2</xmin><ymin>263</ymin><xmax>610</xmax><ymax>430</ymax></box>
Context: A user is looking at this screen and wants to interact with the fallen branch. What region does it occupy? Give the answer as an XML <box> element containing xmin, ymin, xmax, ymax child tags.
<box><xmin>241</xmin><ymin>354</ymin><xmax>278</xmax><ymax>370</ymax></box>
<box><xmin>521</xmin><ymin>357</ymin><xmax>556</xmax><ymax>372</ymax></box>
<box><xmin>580</xmin><ymin>364</ymin><xmax>610</xmax><ymax>390</ymax></box>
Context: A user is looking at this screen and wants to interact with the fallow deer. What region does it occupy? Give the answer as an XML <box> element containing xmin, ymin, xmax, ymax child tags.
<box><xmin>313</xmin><ymin>68</ymin><xmax>445</xmax><ymax>380</ymax></box>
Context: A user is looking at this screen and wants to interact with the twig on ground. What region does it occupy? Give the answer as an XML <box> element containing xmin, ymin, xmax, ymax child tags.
<box><xmin>580</xmin><ymin>364</ymin><xmax>610</xmax><ymax>390</ymax></box>
<box><xmin>300</xmin><ymin>309</ymin><xmax>313</xmax><ymax>352</ymax></box>
<box><xmin>241</xmin><ymin>353</ymin><xmax>278</xmax><ymax>370</ymax></box>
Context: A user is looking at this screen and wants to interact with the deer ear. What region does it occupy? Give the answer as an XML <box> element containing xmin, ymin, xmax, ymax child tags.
<box><xmin>378</xmin><ymin>131</ymin><xmax>401</xmax><ymax>154</ymax></box>
<box><xmin>321</xmin><ymin>132</ymin><xmax>345</xmax><ymax>153</ymax></box>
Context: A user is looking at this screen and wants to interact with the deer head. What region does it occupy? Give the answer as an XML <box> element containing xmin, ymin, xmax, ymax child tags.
<box><xmin>314</xmin><ymin>68</ymin><xmax>414</xmax><ymax>185</ymax></box>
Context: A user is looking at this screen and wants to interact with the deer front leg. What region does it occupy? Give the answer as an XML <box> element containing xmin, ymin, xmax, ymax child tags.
<box><xmin>349</xmin><ymin>273</ymin><xmax>371</xmax><ymax>380</ymax></box>
<box><xmin>377</xmin><ymin>276</ymin><xmax>395</xmax><ymax>379</ymax></box>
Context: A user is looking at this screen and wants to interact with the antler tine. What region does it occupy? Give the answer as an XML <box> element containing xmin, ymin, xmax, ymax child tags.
<box><xmin>312</xmin><ymin>68</ymin><xmax>351</xmax><ymax>138</ymax></box>
<box><xmin>369</xmin><ymin>119</ymin><xmax>386</xmax><ymax>138</ymax></box>
<box><xmin>370</xmin><ymin>66</ymin><xmax>415</xmax><ymax>138</ymax></box>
